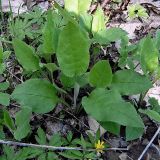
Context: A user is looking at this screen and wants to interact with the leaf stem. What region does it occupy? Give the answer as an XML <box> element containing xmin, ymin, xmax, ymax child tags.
<box><xmin>73</xmin><ymin>82</ymin><xmax>80</xmax><ymax>108</ymax></box>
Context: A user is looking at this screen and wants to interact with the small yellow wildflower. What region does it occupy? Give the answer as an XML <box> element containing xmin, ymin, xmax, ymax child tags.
<box><xmin>95</xmin><ymin>140</ymin><xmax>105</xmax><ymax>153</ymax></box>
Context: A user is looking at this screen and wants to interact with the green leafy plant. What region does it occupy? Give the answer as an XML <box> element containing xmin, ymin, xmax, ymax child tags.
<box><xmin>0</xmin><ymin>145</ymin><xmax>42</xmax><ymax>160</ymax></box>
<box><xmin>9</xmin><ymin>7</ymin><xmax>44</xmax><ymax>40</ymax></box>
<box><xmin>0</xmin><ymin>128</ymin><xmax>102</xmax><ymax>159</ymax></box>
<box><xmin>34</xmin><ymin>128</ymin><xmax>98</xmax><ymax>160</ymax></box>
<box><xmin>0</xmin><ymin>1</ymin><xmax>152</xmax><ymax>139</ymax></box>
<box><xmin>0</xmin><ymin>47</ymin><xmax>11</xmax><ymax>74</ymax></box>
<box><xmin>139</xmin><ymin>98</ymin><xmax>160</xmax><ymax>123</ymax></box>
<box><xmin>1</xmin><ymin>1</ymin><xmax>160</xmax><ymax>158</ymax></box>
<box><xmin>127</xmin><ymin>3</ymin><xmax>149</xmax><ymax>19</ymax></box>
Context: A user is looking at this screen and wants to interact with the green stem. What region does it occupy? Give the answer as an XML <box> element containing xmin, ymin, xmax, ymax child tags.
<box><xmin>138</xmin><ymin>91</ymin><xmax>148</xmax><ymax>107</ymax></box>
<box><xmin>49</xmin><ymin>56</ymin><xmax>54</xmax><ymax>83</ymax></box>
<box><xmin>73</xmin><ymin>82</ymin><xmax>80</xmax><ymax>108</ymax></box>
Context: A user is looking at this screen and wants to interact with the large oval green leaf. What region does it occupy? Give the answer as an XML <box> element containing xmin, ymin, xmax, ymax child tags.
<box><xmin>57</xmin><ymin>22</ymin><xmax>90</xmax><ymax>77</ymax></box>
<box><xmin>82</xmin><ymin>88</ymin><xmax>144</xmax><ymax>128</ymax></box>
<box><xmin>111</xmin><ymin>70</ymin><xmax>152</xmax><ymax>95</ymax></box>
<box><xmin>13</xmin><ymin>39</ymin><xmax>40</xmax><ymax>72</ymax></box>
<box><xmin>89</xmin><ymin>60</ymin><xmax>112</xmax><ymax>88</ymax></box>
<box><xmin>11</xmin><ymin>79</ymin><xmax>58</xmax><ymax>113</ymax></box>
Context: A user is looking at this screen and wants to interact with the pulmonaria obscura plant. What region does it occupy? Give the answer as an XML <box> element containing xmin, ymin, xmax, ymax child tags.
<box><xmin>1</xmin><ymin>0</ymin><xmax>160</xmax><ymax>151</ymax></box>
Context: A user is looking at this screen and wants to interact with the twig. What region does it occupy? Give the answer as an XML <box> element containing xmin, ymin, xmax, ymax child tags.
<box><xmin>138</xmin><ymin>126</ymin><xmax>160</xmax><ymax>160</ymax></box>
<box><xmin>6</xmin><ymin>68</ymin><xmax>23</xmax><ymax>83</ymax></box>
<box><xmin>0</xmin><ymin>139</ymin><xmax>128</xmax><ymax>152</ymax></box>
<box><xmin>151</xmin><ymin>143</ymin><xmax>160</xmax><ymax>157</ymax></box>
<box><xmin>101</xmin><ymin>0</ymin><xmax>110</xmax><ymax>8</ymax></box>
<box><xmin>63</xmin><ymin>108</ymin><xmax>91</xmax><ymax>130</ymax></box>
<box><xmin>63</xmin><ymin>109</ymin><xmax>114</xmax><ymax>146</ymax></box>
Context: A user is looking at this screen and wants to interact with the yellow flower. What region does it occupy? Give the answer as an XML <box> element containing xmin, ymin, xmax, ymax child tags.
<box><xmin>95</xmin><ymin>140</ymin><xmax>105</xmax><ymax>153</ymax></box>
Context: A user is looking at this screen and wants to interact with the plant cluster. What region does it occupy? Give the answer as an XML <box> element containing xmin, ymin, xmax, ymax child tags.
<box><xmin>0</xmin><ymin>129</ymin><xmax>103</xmax><ymax>160</ymax></box>
<box><xmin>0</xmin><ymin>0</ymin><xmax>160</xmax><ymax>159</ymax></box>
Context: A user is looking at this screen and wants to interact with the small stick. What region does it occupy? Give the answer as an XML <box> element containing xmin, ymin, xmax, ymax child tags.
<box><xmin>101</xmin><ymin>0</ymin><xmax>110</xmax><ymax>8</ymax></box>
<box><xmin>138</xmin><ymin>126</ymin><xmax>160</xmax><ymax>160</ymax></box>
<box><xmin>0</xmin><ymin>139</ymin><xmax>128</xmax><ymax>152</ymax></box>
<box><xmin>6</xmin><ymin>68</ymin><xmax>23</xmax><ymax>83</ymax></box>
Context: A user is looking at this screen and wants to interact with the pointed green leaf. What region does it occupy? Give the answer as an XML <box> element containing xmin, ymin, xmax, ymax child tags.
<box><xmin>149</xmin><ymin>97</ymin><xmax>160</xmax><ymax>113</ymax></box>
<box><xmin>49</xmin><ymin>133</ymin><xmax>62</xmax><ymax>146</ymax></box>
<box><xmin>3</xmin><ymin>109</ymin><xmax>15</xmax><ymax>131</ymax></box>
<box><xmin>14</xmin><ymin>107</ymin><xmax>32</xmax><ymax>140</ymax></box>
<box><xmin>89</xmin><ymin>60</ymin><xmax>112</xmax><ymax>88</ymax></box>
<box><xmin>47</xmin><ymin>152</ymin><xmax>59</xmax><ymax>160</ymax></box>
<box><xmin>57</xmin><ymin>22</ymin><xmax>90</xmax><ymax>77</ymax></box>
<box><xmin>13</xmin><ymin>39</ymin><xmax>40</xmax><ymax>72</ymax></box>
<box><xmin>92</xmin><ymin>5</ymin><xmax>106</xmax><ymax>34</ymax></box>
<box><xmin>82</xmin><ymin>88</ymin><xmax>144</xmax><ymax>128</ymax></box>
<box><xmin>11</xmin><ymin>79</ymin><xmax>58</xmax><ymax>113</ymax></box>
<box><xmin>111</xmin><ymin>70</ymin><xmax>152</xmax><ymax>95</ymax></box>
<box><xmin>43</xmin><ymin>10</ymin><xmax>59</xmax><ymax>55</ymax></box>
<box><xmin>140</xmin><ymin>36</ymin><xmax>159</xmax><ymax>73</ymax></box>
<box><xmin>0</xmin><ymin>92</ymin><xmax>10</xmax><ymax>106</ymax></box>
<box><xmin>54</xmin><ymin>2</ymin><xmax>77</xmax><ymax>26</ymax></box>
<box><xmin>60</xmin><ymin>151</ymin><xmax>83</xmax><ymax>159</ymax></box>
<box><xmin>35</xmin><ymin>127</ymin><xmax>47</xmax><ymax>145</ymax></box>
<box><xmin>15</xmin><ymin>148</ymin><xmax>43</xmax><ymax>160</ymax></box>
<box><xmin>3</xmin><ymin>145</ymin><xmax>15</xmax><ymax>160</ymax></box>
